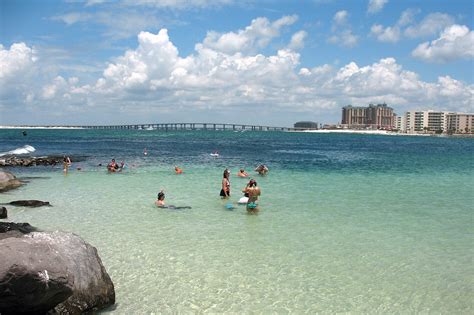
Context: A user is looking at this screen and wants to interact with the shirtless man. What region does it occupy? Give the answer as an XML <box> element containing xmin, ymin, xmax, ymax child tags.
<box><xmin>243</xmin><ymin>179</ymin><xmax>261</xmax><ymax>213</ymax></box>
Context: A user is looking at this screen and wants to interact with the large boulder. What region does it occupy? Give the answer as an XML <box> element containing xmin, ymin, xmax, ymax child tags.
<box><xmin>0</xmin><ymin>230</ymin><xmax>115</xmax><ymax>314</ymax></box>
<box><xmin>0</xmin><ymin>171</ymin><xmax>22</xmax><ymax>192</ymax></box>
<box><xmin>0</xmin><ymin>222</ymin><xmax>37</xmax><ymax>240</ymax></box>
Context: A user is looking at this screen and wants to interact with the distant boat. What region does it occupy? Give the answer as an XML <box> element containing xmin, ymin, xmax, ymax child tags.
<box><xmin>210</xmin><ymin>151</ymin><xmax>219</xmax><ymax>157</ymax></box>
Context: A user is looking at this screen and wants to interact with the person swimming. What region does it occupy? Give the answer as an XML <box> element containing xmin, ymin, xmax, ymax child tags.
<box><xmin>107</xmin><ymin>159</ymin><xmax>120</xmax><ymax>172</ymax></box>
<box><xmin>155</xmin><ymin>190</ymin><xmax>191</xmax><ymax>209</ymax></box>
<box><xmin>155</xmin><ymin>190</ymin><xmax>166</xmax><ymax>207</ymax></box>
<box><xmin>175</xmin><ymin>166</ymin><xmax>183</xmax><ymax>174</ymax></box>
<box><xmin>255</xmin><ymin>164</ymin><xmax>269</xmax><ymax>175</ymax></box>
<box><xmin>237</xmin><ymin>169</ymin><xmax>249</xmax><ymax>177</ymax></box>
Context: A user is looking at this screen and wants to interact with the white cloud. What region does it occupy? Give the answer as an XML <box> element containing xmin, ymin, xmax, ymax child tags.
<box><xmin>412</xmin><ymin>24</ymin><xmax>474</xmax><ymax>63</ymax></box>
<box><xmin>367</xmin><ymin>0</ymin><xmax>388</xmax><ymax>14</ymax></box>
<box><xmin>201</xmin><ymin>15</ymin><xmax>298</xmax><ymax>55</ymax></box>
<box><xmin>288</xmin><ymin>31</ymin><xmax>307</xmax><ymax>50</ymax></box>
<box><xmin>333</xmin><ymin>10</ymin><xmax>348</xmax><ymax>25</ymax></box>
<box><xmin>52</xmin><ymin>12</ymin><xmax>92</xmax><ymax>26</ymax></box>
<box><xmin>404</xmin><ymin>13</ymin><xmax>454</xmax><ymax>38</ymax></box>
<box><xmin>0</xmin><ymin>42</ymin><xmax>37</xmax><ymax>80</ymax></box>
<box><xmin>2</xmin><ymin>18</ymin><xmax>473</xmax><ymax>124</ymax></box>
<box><xmin>370</xmin><ymin>24</ymin><xmax>400</xmax><ymax>43</ymax></box>
<box><xmin>121</xmin><ymin>0</ymin><xmax>234</xmax><ymax>9</ymax></box>
<box><xmin>329</xmin><ymin>11</ymin><xmax>358</xmax><ymax>47</ymax></box>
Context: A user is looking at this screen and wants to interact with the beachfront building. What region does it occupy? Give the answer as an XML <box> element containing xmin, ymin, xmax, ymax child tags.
<box><xmin>400</xmin><ymin>110</ymin><xmax>473</xmax><ymax>134</ymax></box>
<box><xmin>294</xmin><ymin>121</ymin><xmax>319</xmax><ymax>129</ymax></box>
<box><xmin>446</xmin><ymin>113</ymin><xmax>473</xmax><ymax>134</ymax></box>
<box><xmin>341</xmin><ymin>103</ymin><xmax>396</xmax><ymax>129</ymax></box>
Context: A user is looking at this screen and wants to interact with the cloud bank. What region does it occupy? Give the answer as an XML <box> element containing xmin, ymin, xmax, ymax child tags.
<box><xmin>1</xmin><ymin>16</ymin><xmax>473</xmax><ymax>125</ymax></box>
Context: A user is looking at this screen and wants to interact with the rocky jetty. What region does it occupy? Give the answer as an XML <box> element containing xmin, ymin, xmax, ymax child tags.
<box><xmin>0</xmin><ymin>171</ymin><xmax>22</xmax><ymax>192</ymax></box>
<box><xmin>0</xmin><ymin>156</ymin><xmax>62</xmax><ymax>167</ymax></box>
<box><xmin>0</xmin><ymin>223</ymin><xmax>115</xmax><ymax>314</ymax></box>
<box><xmin>0</xmin><ymin>155</ymin><xmax>87</xmax><ymax>167</ymax></box>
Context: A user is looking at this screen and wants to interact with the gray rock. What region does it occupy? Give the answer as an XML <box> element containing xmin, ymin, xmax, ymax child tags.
<box><xmin>0</xmin><ymin>231</ymin><xmax>115</xmax><ymax>314</ymax></box>
<box><xmin>0</xmin><ymin>234</ymin><xmax>74</xmax><ymax>314</ymax></box>
<box><xmin>8</xmin><ymin>200</ymin><xmax>51</xmax><ymax>207</ymax></box>
<box><xmin>0</xmin><ymin>171</ymin><xmax>22</xmax><ymax>192</ymax></box>
<box><xmin>0</xmin><ymin>207</ymin><xmax>6</xmax><ymax>219</ymax></box>
<box><xmin>0</xmin><ymin>222</ymin><xmax>37</xmax><ymax>240</ymax></box>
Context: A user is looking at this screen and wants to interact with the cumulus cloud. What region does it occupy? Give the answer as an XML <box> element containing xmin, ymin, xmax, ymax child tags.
<box><xmin>329</xmin><ymin>11</ymin><xmax>358</xmax><ymax>47</ymax></box>
<box><xmin>404</xmin><ymin>13</ymin><xmax>454</xmax><ymax>38</ymax></box>
<box><xmin>412</xmin><ymin>25</ymin><xmax>474</xmax><ymax>63</ymax></box>
<box><xmin>2</xmin><ymin>17</ymin><xmax>473</xmax><ymax>124</ymax></box>
<box><xmin>367</xmin><ymin>0</ymin><xmax>388</xmax><ymax>14</ymax></box>
<box><xmin>0</xmin><ymin>42</ymin><xmax>37</xmax><ymax>80</ymax></box>
<box><xmin>201</xmin><ymin>15</ymin><xmax>298</xmax><ymax>55</ymax></box>
<box><xmin>370</xmin><ymin>24</ymin><xmax>400</xmax><ymax>43</ymax></box>
<box><xmin>288</xmin><ymin>30</ymin><xmax>307</xmax><ymax>50</ymax></box>
<box><xmin>333</xmin><ymin>10</ymin><xmax>348</xmax><ymax>25</ymax></box>
<box><xmin>371</xmin><ymin>11</ymin><xmax>455</xmax><ymax>44</ymax></box>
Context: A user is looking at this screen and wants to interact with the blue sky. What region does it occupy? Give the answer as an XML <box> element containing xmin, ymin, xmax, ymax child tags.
<box><xmin>1</xmin><ymin>0</ymin><xmax>473</xmax><ymax>126</ymax></box>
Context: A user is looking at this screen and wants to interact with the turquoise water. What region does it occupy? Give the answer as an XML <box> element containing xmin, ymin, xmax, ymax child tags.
<box><xmin>1</xmin><ymin>130</ymin><xmax>473</xmax><ymax>313</ymax></box>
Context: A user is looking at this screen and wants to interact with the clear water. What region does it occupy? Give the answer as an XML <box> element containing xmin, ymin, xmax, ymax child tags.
<box><xmin>1</xmin><ymin>129</ymin><xmax>473</xmax><ymax>313</ymax></box>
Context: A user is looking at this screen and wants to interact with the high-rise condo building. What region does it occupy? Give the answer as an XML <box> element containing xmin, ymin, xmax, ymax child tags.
<box><xmin>341</xmin><ymin>103</ymin><xmax>395</xmax><ymax>129</ymax></box>
<box><xmin>399</xmin><ymin>110</ymin><xmax>473</xmax><ymax>133</ymax></box>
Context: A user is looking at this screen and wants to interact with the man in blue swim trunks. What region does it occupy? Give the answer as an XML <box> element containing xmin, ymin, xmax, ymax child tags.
<box><xmin>243</xmin><ymin>179</ymin><xmax>261</xmax><ymax>213</ymax></box>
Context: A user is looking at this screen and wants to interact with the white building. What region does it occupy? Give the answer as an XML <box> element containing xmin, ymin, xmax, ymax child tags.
<box><xmin>399</xmin><ymin>110</ymin><xmax>473</xmax><ymax>134</ymax></box>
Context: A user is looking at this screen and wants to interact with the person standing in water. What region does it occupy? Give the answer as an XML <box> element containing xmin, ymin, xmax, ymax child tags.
<box><xmin>220</xmin><ymin>169</ymin><xmax>231</xmax><ymax>198</ymax></box>
<box><xmin>63</xmin><ymin>156</ymin><xmax>72</xmax><ymax>174</ymax></box>
<box><xmin>243</xmin><ymin>179</ymin><xmax>261</xmax><ymax>213</ymax></box>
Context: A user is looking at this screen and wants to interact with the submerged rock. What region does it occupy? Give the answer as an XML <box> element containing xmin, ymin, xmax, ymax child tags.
<box><xmin>8</xmin><ymin>200</ymin><xmax>51</xmax><ymax>207</ymax></box>
<box><xmin>0</xmin><ymin>207</ymin><xmax>6</xmax><ymax>219</ymax></box>
<box><xmin>0</xmin><ymin>171</ymin><xmax>22</xmax><ymax>192</ymax></box>
<box><xmin>0</xmin><ymin>230</ymin><xmax>115</xmax><ymax>314</ymax></box>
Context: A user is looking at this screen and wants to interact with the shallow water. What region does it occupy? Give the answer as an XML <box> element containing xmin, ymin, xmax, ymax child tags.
<box><xmin>1</xmin><ymin>129</ymin><xmax>473</xmax><ymax>313</ymax></box>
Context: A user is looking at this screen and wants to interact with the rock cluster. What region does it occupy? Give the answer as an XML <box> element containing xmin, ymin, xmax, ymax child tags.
<box><xmin>0</xmin><ymin>156</ymin><xmax>62</xmax><ymax>167</ymax></box>
<box><xmin>0</xmin><ymin>223</ymin><xmax>115</xmax><ymax>314</ymax></box>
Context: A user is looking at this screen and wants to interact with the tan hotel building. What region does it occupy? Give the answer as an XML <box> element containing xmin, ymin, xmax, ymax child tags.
<box><xmin>341</xmin><ymin>104</ymin><xmax>396</xmax><ymax>129</ymax></box>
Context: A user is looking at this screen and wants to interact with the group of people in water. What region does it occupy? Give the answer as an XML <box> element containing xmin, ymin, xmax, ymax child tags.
<box><xmin>98</xmin><ymin>155</ymin><xmax>268</xmax><ymax>214</ymax></box>
<box><xmin>219</xmin><ymin>165</ymin><xmax>265</xmax><ymax>213</ymax></box>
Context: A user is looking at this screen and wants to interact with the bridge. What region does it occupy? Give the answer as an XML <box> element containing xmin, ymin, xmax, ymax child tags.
<box><xmin>72</xmin><ymin>123</ymin><xmax>305</xmax><ymax>132</ymax></box>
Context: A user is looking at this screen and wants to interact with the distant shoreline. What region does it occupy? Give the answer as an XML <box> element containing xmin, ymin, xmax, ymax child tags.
<box><xmin>298</xmin><ymin>129</ymin><xmax>474</xmax><ymax>138</ymax></box>
<box><xmin>0</xmin><ymin>125</ymin><xmax>472</xmax><ymax>138</ymax></box>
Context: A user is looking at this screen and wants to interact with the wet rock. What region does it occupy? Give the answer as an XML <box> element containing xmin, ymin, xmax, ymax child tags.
<box><xmin>0</xmin><ymin>222</ymin><xmax>38</xmax><ymax>240</ymax></box>
<box><xmin>0</xmin><ymin>231</ymin><xmax>115</xmax><ymax>314</ymax></box>
<box><xmin>8</xmin><ymin>200</ymin><xmax>51</xmax><ymax>207</ymax></box>
<box><xmin>0</xmin><ymin>207</ymin><xmax>6</xmax><ymax>219</ymax></box>
<box><xmin>0</xmin><ymin>171</ymin><xmax>22</xmax><ymax>192</ymax></box>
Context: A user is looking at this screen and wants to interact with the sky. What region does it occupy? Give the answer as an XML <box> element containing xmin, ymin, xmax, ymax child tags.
<box><xmin>0</xmin><ymin>0</ymin><xmax>473</xmax><ymax>127</ymax></box>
